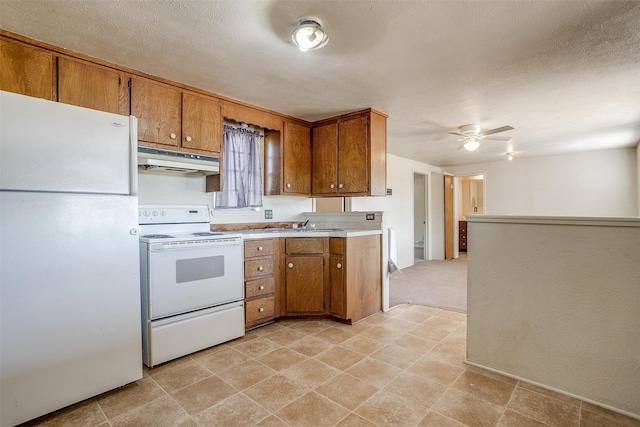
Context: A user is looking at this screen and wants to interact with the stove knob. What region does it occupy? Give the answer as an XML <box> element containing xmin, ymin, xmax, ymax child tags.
<box><xmin>143</xmin><ymin>211</ymin><xmax>150</xmax><ymax>216</ymax></box>
<box><xmin>130</xmin><ymin>229</ymin><xmax>138</xmax><ymax>235</ymax></box>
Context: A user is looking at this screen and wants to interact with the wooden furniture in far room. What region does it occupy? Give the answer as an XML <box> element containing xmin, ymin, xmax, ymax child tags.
<box><xmin>459</xmin><ymin>220</ymin><xmax>467</xmax><ymax>251</ymax></box>
<box><xmin>244</xmin><ymin>239</ymin><xmax>278</xmax><ymax>329</ymax></box>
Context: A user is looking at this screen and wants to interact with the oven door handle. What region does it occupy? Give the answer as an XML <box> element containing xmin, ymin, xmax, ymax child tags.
<box><xmin>149</xmin><ymin>240</ymin><xmax>242</xmax><ymax>251</ymax></box>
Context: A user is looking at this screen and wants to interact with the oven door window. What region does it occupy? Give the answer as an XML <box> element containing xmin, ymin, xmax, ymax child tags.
<box><xmin>148</xmin><ymin>243</ymin><xmax>243</xmax><ymax>319</ymax></box>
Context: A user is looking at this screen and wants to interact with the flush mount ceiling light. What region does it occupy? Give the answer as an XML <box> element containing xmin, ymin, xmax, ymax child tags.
<box><xmin>292</xmin><ymin>19</ymin><xmax>329</xmax><ymax>52</ymax></box>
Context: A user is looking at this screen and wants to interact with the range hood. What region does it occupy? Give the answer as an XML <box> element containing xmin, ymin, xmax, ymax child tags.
<box><xmin>137</xmin><ymin>147</ymin><xmax>219</xmax><ymax>175</ymax></box>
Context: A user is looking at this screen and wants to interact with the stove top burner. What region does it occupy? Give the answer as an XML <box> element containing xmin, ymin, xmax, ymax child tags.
<box><xmin>142</xmin><ymin>234</ymin><xmax>175</xmax><ymax>239</ymax></box>
<box><xmin>192</xmin><ymin>232</ymin><xmax>224</xmax><ymax>236</ymax></box>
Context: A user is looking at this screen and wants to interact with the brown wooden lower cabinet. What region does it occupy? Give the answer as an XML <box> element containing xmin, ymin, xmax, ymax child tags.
<box><xmin>330</xmin><ymin>235</ymin><xmax>382</xmax><ymax>323</ymax></box>
<box><xmin>243</xmin><ymin>234</ymin><xmax>382</xmax><ymax>326</ymax></box>
<box><xmin>281</xmin><ymin>238</ymin><xmax>329</xmax><ymax>316</ymax></box>
<box><xmin>243</xmin><ymin>239</ymin><xmax>278</xmax><ymax>329</ymax></box>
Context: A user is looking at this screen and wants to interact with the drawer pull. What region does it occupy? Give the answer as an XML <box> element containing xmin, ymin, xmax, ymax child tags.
<box><xmin>336</xmin><ymin>263</ymin><xmax>342</xmax><ymax>269</ymax></box>
<box><xmin>288</xmin><ymin>263</ymin><xmax>294</xmax><ymax>269</ymax></box>
<box><xmin>258</xmin><ymin>266</ymin><xmax>264</xmax><ymax>272</ymax></box>
<box><xmin>259</xmin><ymin>285</ymin><xmax>265</xmax><ymax>290</ymax></box>
<box><xmin>258</xmin><ymin>246</ymin><xmax>263</xmax><ymax>251</ymax></box>
<box><xmin>259</xmin><ymin>307</ymin><xmax>265</xmax><ymax>312</ymax></box>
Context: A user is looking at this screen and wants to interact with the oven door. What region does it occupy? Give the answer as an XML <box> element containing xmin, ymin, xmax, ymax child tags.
<box><xmin>147</xmin><ymin>238</ymin><xmax>244</xmax><ymax>319</ymax></box>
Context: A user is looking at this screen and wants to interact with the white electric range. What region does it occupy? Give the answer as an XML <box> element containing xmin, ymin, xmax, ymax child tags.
<box><xmin>138</xmin><ymin>205</ymin><xmax>245</xmax><ymax>367</ymax></box>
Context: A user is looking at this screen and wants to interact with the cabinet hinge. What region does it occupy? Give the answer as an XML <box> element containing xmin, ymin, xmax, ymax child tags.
<box><xmin>118</xmin><ymin>77</ymin><xmax>121</xmax><ymax>86</ymax></box>
<box><xmin>127</xmin><ymin>78</ymin><xmax>131</xmax><ymax>89</ymax></box>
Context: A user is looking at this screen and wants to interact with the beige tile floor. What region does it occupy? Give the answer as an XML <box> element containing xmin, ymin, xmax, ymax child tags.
<box><xmin>22</xmin><ymin>304</ymin><xmax>639</xmax><ymax>427</ymax></box>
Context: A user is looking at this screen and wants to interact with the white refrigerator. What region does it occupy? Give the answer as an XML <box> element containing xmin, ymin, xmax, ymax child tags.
<box><xmin>0</xmin><ymin>91</ymin><xmax>142</xmax><ymax>426</ymax></box>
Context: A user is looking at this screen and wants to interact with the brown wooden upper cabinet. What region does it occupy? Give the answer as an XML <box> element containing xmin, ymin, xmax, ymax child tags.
<box><xmin>58</xmin><ymin>57</ymin><xmax>125</xmax><ymax>115</ymax></box>
<box><xmin>312</xmin><ymin>109</ymin><xmax>387</xmax><ymax>197</ymax></box>
<box><xmin>130</xmin><ymin>77</ymin><xmax>222</xmax><ymax>155</ymax></box>
<box><xmin>264</xmin><ymin>120</ymin><xmax>312</xmax><ymax>196</ymax></box>
<box><xmin>0</xmin><ymin>38</ymin><xmax>54</xmax><ymax>100</ymax></box>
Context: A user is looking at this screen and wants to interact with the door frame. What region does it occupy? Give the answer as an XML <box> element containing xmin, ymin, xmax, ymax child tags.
<box><xmin>413</xmin><ymin>172</ymin><xmax>428</xmax><ymax>261</ymax></box>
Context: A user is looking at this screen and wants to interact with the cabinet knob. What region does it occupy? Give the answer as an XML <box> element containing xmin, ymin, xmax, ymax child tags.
<box><xmin>330</xmin><ymin>184</ymin><xmax>335</xmax><ymax>189</ymax></box>
<box><xmin>258</xmin><ymin>266</ymin><xmax>264</xmax><ymax>272</ymax></box>
<box><xmin>259</xmin><ymin>307</ymin><xmax>265</xmax><ymax>312</ymax></box>
<box><xmin>288</xmin><ymin>263</ymin><xmax>294</xmax><ymax>269</ymax></box>
<box><xmin>258</xmin><ymin>246</ymin><xmax>263</xmax><ymax>251</ymax></box>
<box><xmin>286</xmin><ymin>183</ymin><xmax>291</xmax><ymax>188</ymax></box>
<box><xmin>337</xmin><ymin>263</ymin><xmax>342</xmax><ymax>269</ymax></box>
<box><xmin>259</xmin><ymin>285</ymin><xmax>265</xmax><ymax>290</ymax></box>
<box><xmin>338</xmin><ymin>183</ymin><xmax>344</xmax><ymax>189</ymax></box>
<box><xmin>185</xmin><ymin>136</ymin><xmax>192</xmax><ymax>142</ymax></box>
<box><xmin>170</xmin><ymin>133</ymin><xmax>177</xmax><ymax>139</ymax></box>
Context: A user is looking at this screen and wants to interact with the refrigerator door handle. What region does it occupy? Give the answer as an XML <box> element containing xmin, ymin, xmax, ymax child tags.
<box><xmin>129</xmin><ymin>116</ymin><xmax>138</xmax><ymax>196</ymax></box>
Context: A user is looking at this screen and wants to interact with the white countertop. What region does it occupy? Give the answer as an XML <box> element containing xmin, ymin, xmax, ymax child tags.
<box><xmin>234</xmin><ymin>229</ymin><xmax>382</xmax><ymax>239</ymax></box>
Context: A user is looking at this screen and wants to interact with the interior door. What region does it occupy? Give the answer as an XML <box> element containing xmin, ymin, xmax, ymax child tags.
<box><xmin>444</xmin><ymin>174</ymin><xmax>454</xmax><ymax>259</ymax></box>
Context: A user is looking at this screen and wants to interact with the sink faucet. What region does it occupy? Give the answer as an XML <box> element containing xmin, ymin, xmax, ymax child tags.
<box><xmin>302</xmin><ymin>218</ymin><xmax>310</xmax><ymax>229</ymax></box>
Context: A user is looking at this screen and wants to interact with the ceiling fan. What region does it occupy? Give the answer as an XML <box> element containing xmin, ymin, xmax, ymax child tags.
<box><xmin>449</xmin><ymin>124</ymin><xmax>514</xmax><ymax>151</ymax></box>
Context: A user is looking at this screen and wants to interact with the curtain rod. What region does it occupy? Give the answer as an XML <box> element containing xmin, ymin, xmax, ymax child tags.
<box><xmin>223</xmin><ymin>124</ymin><xmax>263</xmax><ymax>138</ymax></box>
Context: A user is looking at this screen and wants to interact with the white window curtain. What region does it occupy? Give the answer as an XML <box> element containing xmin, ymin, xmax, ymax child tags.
<box><xmin>215</xmin><ymin>125</ymin><xmax>263</xmax><ymax>209</ymax></box>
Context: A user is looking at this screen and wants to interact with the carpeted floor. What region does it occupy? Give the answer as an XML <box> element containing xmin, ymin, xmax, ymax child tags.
<box><xmin>390</xmin><ymin>253</ymin><xmax>467</xmax><ymax>312</ymax></box>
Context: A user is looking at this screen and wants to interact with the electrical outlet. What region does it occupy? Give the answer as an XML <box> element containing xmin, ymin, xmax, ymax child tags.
<box><xmin>366</xmin><ymin>213</ymin><xmax>375</xmax><ymax>220</ymax></box>
<box><xmin>386</xmin><ymin>188</ymin><xmax>392</xmax><ymax>196</ymax></box>
<box><xmin>264</xmin><ymin>209</ymin><xmax>273</xmax><ymax>219</ymax></box>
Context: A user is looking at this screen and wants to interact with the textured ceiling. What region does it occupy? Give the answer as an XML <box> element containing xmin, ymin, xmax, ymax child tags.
<box><xmin>1</xmin><ymin>0</ymin><xmax>639</xmax><ymax>167</ymax></box>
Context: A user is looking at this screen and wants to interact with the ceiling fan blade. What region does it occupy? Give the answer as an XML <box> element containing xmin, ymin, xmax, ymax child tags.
<box><xmin>449</xmin><ymin>131</ymin><xmax>466</xmax><ymax>137</ymax></box>
<box><xmin>483</xmin><ymin>136</ymin><xmax>512</xmax><ymax>141</ymax></box>
<box><xmin>481</xmin><ymin>125</ymin><xmax>514</xmax><ymax>136</ymax></box>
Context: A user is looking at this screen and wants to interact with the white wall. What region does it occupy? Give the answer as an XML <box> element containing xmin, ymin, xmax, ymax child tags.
<box><xmin>137</xmin><ymin>172</ymin><xmax>312</xmax><ymax>224</ymax></box>
<box><xmin>443</xmin><ymin>147</ymin><xmax>638</xmax><ymax>217</ymax></box>
<box><xmin>351</xmin><ymin>153</ymin><xmax>441</xmax><ymax>269</ymax></box>
<box><xmin>466</xmin><ymin>216</ymin><xmax>640</xmax><ymax>418</ymax></box>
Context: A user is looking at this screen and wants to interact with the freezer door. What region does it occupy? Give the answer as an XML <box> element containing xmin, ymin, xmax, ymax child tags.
<box><xmin>0</xmin><ymin>90</ymin><xmax>137</xmax><ymax>195</ymax></box>
<box><xmin>0</xmin><ymin>192</ymin><xmax>142</xmax><ymax>426</ymax></box>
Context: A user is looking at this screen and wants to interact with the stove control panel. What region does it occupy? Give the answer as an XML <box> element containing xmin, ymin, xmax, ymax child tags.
<box><xmin>138</xmin><ymin>205</ymin><xmax>210</xmax><ymax>225</ymax></box>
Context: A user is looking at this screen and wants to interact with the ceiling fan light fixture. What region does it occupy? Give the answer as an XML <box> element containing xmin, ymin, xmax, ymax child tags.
<box><xmin>292</xmin><ymin>19</ymin><xmax>329</xmax><ymax>52</ymax></box>
<box><xmin>464</xmin><ymin>139</ymin><xmax>480</xmax><ymax>151</ymax></box>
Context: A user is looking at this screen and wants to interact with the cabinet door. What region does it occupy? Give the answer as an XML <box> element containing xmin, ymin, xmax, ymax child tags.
<box><xmin>330</xmin><ymin>254</ymin><xmax>346</xmax><ymax>318</ymax></box>
<box><xmin>0</xmin><ymin>39</ymin><xmax>54</xmax><ymax>100</ymax></box>
<box><xmin>182</xmin><ymin>92</ymin><xmax>222</xmax><ymax>154</ymax></box>
<box><xmin>282</xmin><ymin>121</ymin><xmax>311</xmax><ymax>194</ymax></box>
<box><xmin>58</xmin><ymin>57</ymin><xmax>122</xmax><ymax>114</ymax></box>
<box><xmin>338</xmin><ymin>115</ymin><xmax>369</xmax><ymax>194</ymax></box>
<box><xmin>311</xmin><ymin>122</ymin><xmax>338</xmax><ymax>195</ymax></box>
<box><xmin>285</xmin><ymin>256</ymin><xmax>324</xmax><ymax>314</ymax></box>
<box><xmin>130</xmin><ymin>78</ymin><xmax>181</xmax><ymax>147</ymax></box>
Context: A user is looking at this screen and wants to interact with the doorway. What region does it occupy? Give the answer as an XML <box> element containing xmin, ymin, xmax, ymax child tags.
<box><xmin>413</xmin><ymin>173</ymin><xmax>428</xmax><ymax>262</ymax></box>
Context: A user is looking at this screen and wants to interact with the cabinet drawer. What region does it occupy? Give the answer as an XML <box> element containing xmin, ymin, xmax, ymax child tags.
<box><xmin>246</xmin><ymin>277</ymin><xmax>275</xmax><ymax>299</ymax></box>
<box><xmin>246</xmin><ymin>297</ymin><xmax>275</xmax><ymax>324</ymax></box>
<box><xmin>245</xmin><ymin>239</ymin><xmax>274</xmax><ymax>258</ymax></box>
<box><xmin>285</xmin><ymin>238</ymin><xmax>324</xmax><ymax>254</ymax></box>
<box><xmin>244</xmin><ymin>258</ymin><xmax>274</xmax><ymax>279</ymax></box>
<box><xmin>329</xmin><ymin>237</ymin><xmax>344</xmax><ymax>255</ymax></box>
